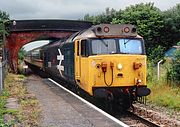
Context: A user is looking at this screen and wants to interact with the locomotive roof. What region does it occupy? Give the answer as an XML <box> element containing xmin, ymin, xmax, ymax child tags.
<box><xmin>73</xmin><ymin>24</ymin><xmax>142</xmax><ymax>40</ymax></box>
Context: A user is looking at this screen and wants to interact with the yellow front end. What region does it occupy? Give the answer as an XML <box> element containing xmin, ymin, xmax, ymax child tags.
<box><xmin>77</xmin><ymin>54</ymin><xmax>146</xmax><ymax>96</ymax></box>
<box><xmin>74</xmin><ymin>24</ymin><xmax>150</xmax><ymax>108</ymax></box>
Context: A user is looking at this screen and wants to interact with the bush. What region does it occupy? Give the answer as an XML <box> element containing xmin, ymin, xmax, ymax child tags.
<box><xmin>147</xmin><ymin>45</ymin><xmax>165</xmax><ymax>65</ymax></box>
<box><xmin>169</xmin><ymin>49</ymin><xmax>180</xmax><ymax>85</ymax></box>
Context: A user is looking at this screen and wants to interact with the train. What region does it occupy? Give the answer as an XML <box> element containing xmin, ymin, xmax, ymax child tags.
<box><xmin>24</xmin><ymin>24</ymin><xmax>151</xmax><ymax>110</ymax></box>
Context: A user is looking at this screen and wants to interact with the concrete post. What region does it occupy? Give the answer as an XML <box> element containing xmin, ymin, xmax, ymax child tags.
<box><xmin>0</xmin><ymin>61</ymin><xmax>3</xmax><ymax>92</ymax></box>
<box><xmin>0</xmin><ymin>61</ymin><xmax>6</xmax><ymax>93</ymax></box>
<box><xmin>157</xmin><ymin>59</ymin><xmax>163</xmax><ymax>80</ymax></box>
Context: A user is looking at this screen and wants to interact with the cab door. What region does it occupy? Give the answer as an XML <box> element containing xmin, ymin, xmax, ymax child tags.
<box><xmin>75</xmin><ymin>40</ymin><xmax>90</xmax><ymax>91</ymax></box>
<box><xmin>75</xmin><ymin>40</ymin><xmax>81</xmax><ymax>83</ymax></box>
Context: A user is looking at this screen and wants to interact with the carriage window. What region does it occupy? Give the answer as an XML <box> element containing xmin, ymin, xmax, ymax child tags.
<box><xmin>91</xmin><ymin>39</ymin><xmax>116</xmax><ymax>55</ymax></box>
<box><xmin>31</xmin><ymin>50</ymin><xmax>40</xmax><ymax>59</ymax></box>
<box><xmin>81</xmin><ymin>40</ymin><xmax>89</xmax><ymax>57</ymax></box>
<box><xmin>119</xmin><ymin>39</ymin><xmax>143</xmax><ymax>54</ymax></box>
<box><xmin>40</xmin><ymin>50</ymin><xmax>43</xmax><ymax>60</ymax></box>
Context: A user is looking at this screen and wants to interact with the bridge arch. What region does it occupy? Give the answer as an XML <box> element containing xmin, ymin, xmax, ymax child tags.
<box><xmin>6</xmin><ymin>20</ymin><xmax>92</xmax><ymax>73</ymax></box>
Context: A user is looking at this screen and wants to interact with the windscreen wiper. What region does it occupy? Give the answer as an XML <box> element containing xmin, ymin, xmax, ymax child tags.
<box><xmin>124</xmin><ymin>39</ymin><xmax>131</xmax><ymax>48</ymax></box>
<box><xmin>101</xmin><ymin>39</ymin><xmax>108</xmax><ymax>47</ymax></box>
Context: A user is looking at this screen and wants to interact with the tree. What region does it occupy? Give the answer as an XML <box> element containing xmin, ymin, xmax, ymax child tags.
<box><xmin>177</xmin><ymin>42</ymin><xmax>180</xmax><ymax>46</ymax></box>
<box><xmin>0</xmin><ymin>10</ymin><xmax>10</xmax><ymax>47</ymax></box>
<box><xmin>83</xmin><ymin>3</ymin><xmax>179</xmax><ymax>60</ymax></box>
<box><xmin>111</xmin><ymin>3</ymin><xmax>164</xmax><ymax>55</ymax></box>
<box><xmin>162</xmin><ymin>4</ymin><xmax>180</xmax><ymax>48</ymax></box>
<box><xmin>0</xmin><ymin>10</ymin><xmax>9</xmax><ymax>20</ymax></box>
<box><xmin>168</xmin><ymin>49</ymin><xmax>180</xmax><ymax>85</ymax></box>
<box><xmin>84</xmin><ymin>8</ymin><xmax>121</xmax><ymax>24</ymax></box>
<box><xmin>18</xmin><ymin>47</ymin><xmax>26</xmax><ymax>61</ymax></box>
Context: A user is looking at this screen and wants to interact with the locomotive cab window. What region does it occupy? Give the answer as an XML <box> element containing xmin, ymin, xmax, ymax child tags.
<box><xmin>119</xmin><ymin>39</ymin><xmax>144</xmax><ymax>54</ymax></box>
<box><xmin>91</xmin><ymin>39</ymin><xmax>117</xmax><ymax>55</ymax></box>
<box><xmin>89</xmin><ymin>38</ymin><xmax>144</xmax><ymax>55</ymax></box>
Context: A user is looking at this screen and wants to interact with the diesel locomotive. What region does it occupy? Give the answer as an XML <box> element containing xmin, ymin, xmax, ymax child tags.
<box><xmin>24</xmin><ymin>24</ymin><xmax>151</xmax><ymax>110</ymax></box>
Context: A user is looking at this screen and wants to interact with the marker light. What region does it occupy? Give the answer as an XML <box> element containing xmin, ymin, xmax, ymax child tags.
<box><xmin>131</xmin><ymin>27</ymin><xmax>136</xmax><ymax>33</ymax></box>
<box><xmin>97</xmin><ymin>27</ymin><xmax>102</xmax><ymax>32</ymax></box>
<box><xmin>104</xmin><ymin>26</ymin><xmax>109</xmax><ymax>33</ymax></box>
<box><xmin>117</xmin><ymin>63</ymin><xmax>123</xmax><ymax>70</ymax></box>
<box><xmin>124</xmin><ymin>27</ymin><xmax>130</xmax><ymax>33</ymax></box>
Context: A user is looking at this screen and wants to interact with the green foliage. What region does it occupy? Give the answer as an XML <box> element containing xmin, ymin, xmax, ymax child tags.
<box><xmin>1</xmin><ymin>90</ymin><xmax>10</xmax><ymax>97</ymax></box>
<box><xmin>83</xmin><ymin>3</ymin><xmax>180</xmax><ymax>55</ymax></box>
<box><xmin>148</xmin><ymin>80</ymin><xmax>180</xmax><ymax>110</ymax></box>
<box><xmin>147</xmin><ymin>59</ymin><xmax>180</xmax><ymax>110</ymax></box>
<box><xmin>168</xmin><ymin>49</ymin><xmax>180</xmax><ymax>84</ymax></box>
<box><xmin>0</xmin><ymin>90</ymin><xmax>10</xmax><ymax>126</ymax></box>
<box><xmin>148</xmin><ymin>45</ymin><xmax>165</xmax><ymax>65</ymax></box>
<box><xmin>0</xmin><ymin>11</ymin><xmax>9</xmax><ymax>20</ymax></box>
<box><xmin>18</xmin><ymin>48</ymin><xmax>26</xmax><ymax>61</ymax></box>
<box><xmin>0</xmin><ymin>10</ymin><xmax>10</xmax><ymax>47</ymax></box>
<box><xmin>0</xmin><ymin>118</ymin><xmax>15</xmax><ymax>127</ymax></box>
<box><xmin>177</xmin><ymin>41</ymin><xmax>180</xmax><ymax>46</ymax></box>
<box><xmin>84</xmin><ymin>3</ymin><xmax>165</xmax><ymax>54</ymax></box>
<box><xmin>111</xmin><ymin>3</ymin><xmax>164</xmax><ymax>53</ymax></box>
<box><xmin>84</xmin><ymin>8</ymin><xmax>122</xmax><ymax>24</ymax></box>
<box><xmin>162</xmin><ymin>4</ymin><xmax>180</xmax><ymax>48</ymax></box>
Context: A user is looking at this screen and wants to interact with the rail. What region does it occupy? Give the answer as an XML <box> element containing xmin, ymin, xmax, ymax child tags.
<box><xmin>126</xmin><ymin>111</ymin><xmax>161</xmax><ymax>127</ymax></box>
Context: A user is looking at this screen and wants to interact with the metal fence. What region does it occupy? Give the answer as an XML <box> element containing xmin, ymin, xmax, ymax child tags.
<box><xmin>0</xmin><ymin>60</ymin><xmax>6</xmax><ymax>93</ymax></box>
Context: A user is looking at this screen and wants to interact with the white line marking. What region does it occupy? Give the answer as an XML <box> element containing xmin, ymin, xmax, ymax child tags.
<box><xmin>48</xmin><ymin>78</ymin><xmax>129</xmax><ymax>127</ymax></box>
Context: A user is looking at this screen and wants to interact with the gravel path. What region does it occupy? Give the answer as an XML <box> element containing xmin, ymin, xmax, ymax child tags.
<box><xmin>25</xmin><ymin>75</ymin><xmax>121</xmax><ymax>127</ymax></box>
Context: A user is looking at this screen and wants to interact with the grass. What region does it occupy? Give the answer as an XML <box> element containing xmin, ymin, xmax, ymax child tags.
<box><xmin>0</xmin><ymin>89</ymin><xmax>15</xmax><ymax>127</ymax></box>
<box><xmin>148</xmin><ymin>82</ymin><xmax>180</xmax><ymax>110</ymax></box>
<box><xmin>1</xmin><ymin>73</ymin><xmax>41</xmax><ymax>126</ymax></box>
<box><xmin>147</xmin><ymin>63</ymin><xmax>180</xmax><ymax>111</ymax></box>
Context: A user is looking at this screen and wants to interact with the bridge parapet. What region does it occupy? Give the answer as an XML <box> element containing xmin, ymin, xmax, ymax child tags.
<box><xmin>9</xmin><ymin>20</ymin><xmax>92</xmax><ymax>32</ymax></box>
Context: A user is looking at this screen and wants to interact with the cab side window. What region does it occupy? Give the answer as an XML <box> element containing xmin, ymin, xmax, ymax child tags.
<box><xmin>81</xmin><ymin>40</ymin><xmax>89</xmax><ymax>57</ymax></box>
<box><xmin>77</xmin><ymin>41</ymin><xmax>79</xmax><ymax>56</ymax></box>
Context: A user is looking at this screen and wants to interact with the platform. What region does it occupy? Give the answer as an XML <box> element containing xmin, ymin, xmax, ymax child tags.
<box><xmin>26</xmin><ymin>75</ymin><xmax>128</xmax><ymax>127</ymax></box>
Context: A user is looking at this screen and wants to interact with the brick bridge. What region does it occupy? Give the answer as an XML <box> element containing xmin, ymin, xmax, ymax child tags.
<box><xmin>6</xmin><ymin>20</ymin><xmax>92</xmax><ymax>73</ymax></box>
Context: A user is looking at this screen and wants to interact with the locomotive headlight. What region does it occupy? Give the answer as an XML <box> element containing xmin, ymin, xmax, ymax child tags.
<box><xmin>137</xmin><ymin>79</ymin><xmax>142</xmax><ymax>83</ymax></box>
<box><xmin>117</xmin><ymin>63</ymin><xmax>123</xmax><ymax>70</ymax></box>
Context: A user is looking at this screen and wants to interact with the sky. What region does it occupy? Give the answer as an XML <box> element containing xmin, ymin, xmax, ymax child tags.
<box><xmin>0</xmin><ymin>0</ymin><xmax>179</xmax><ymax>20</ymax></box>
<box><xmin>1</xmin><ymin>0</ymin><xmax>179</xmax><ymax>50</ymax></box>
<box><xmin>23</xmin><ymin>40</ymin><xmax>49</xmax><ymax>51</ymax></box>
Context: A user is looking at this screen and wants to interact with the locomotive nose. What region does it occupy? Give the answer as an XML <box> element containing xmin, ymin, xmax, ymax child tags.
<box><xmin>91</xmin><ymin>55</ymin><xmax>147</xmax><ymax>88</ymax></box>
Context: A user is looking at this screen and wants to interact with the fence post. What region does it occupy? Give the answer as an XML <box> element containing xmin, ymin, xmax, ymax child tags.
<box><xmin>0</xmin><ymin>61</ymin><xmax>6</xmax><ymax>94</ymax></box>
<box><xmin>0</xmin><ymin>61</ymin><xmax>3</xmax><ymax>93</ymax></box>
<box><xmin>157</xmin><ymin>59</ymin><xmax>163</xmax><ymax>80</ymax></box>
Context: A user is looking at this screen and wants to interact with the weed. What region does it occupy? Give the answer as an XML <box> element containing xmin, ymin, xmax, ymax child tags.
<box><xmin>0</xmin><ymin>91</ymin><xmax>10</xmax><ymax>126</ymax></box>
<box><xmin>5</xmin><ymin>109</ymin><xmax>18</xmax><ymax>115</ymax></box>
<box><xmin>2</xmin><ymin>90</ymin><xmax>9</xmax><ymax>97</ymax></box>
<box><xmin>147</xmin><ymin>77</ymin><xmax>180</xmax><ymax>111</ymax></box>
<box><xmin>21</xmin><ymin>99</ymin><xmax>38</xmax><ymax>107</ymax></box>
<box><xmin>0</xmin><ymin>118</ymin><xmax>15</xmax><ymax>127</ymax></box>
<box><xmin>147</xmin><ymin>59</ymin><xmax>180</xmax><ymax>111</ymax></box>
<box><xmin>18</xmin><ymin>75</ymin><xmax>25</xmax><ymax>79</ymax></box>
<box><xmin>1</xmin><ymin>73</ymin><xmax>40</xmax><ymax>126</ymax></box>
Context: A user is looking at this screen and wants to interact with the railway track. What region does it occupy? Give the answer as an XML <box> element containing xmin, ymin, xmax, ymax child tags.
<box><xmin>117</xmin><ymin>111</ymin><xmax>161</xmax><ymax>127</ymax></box>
